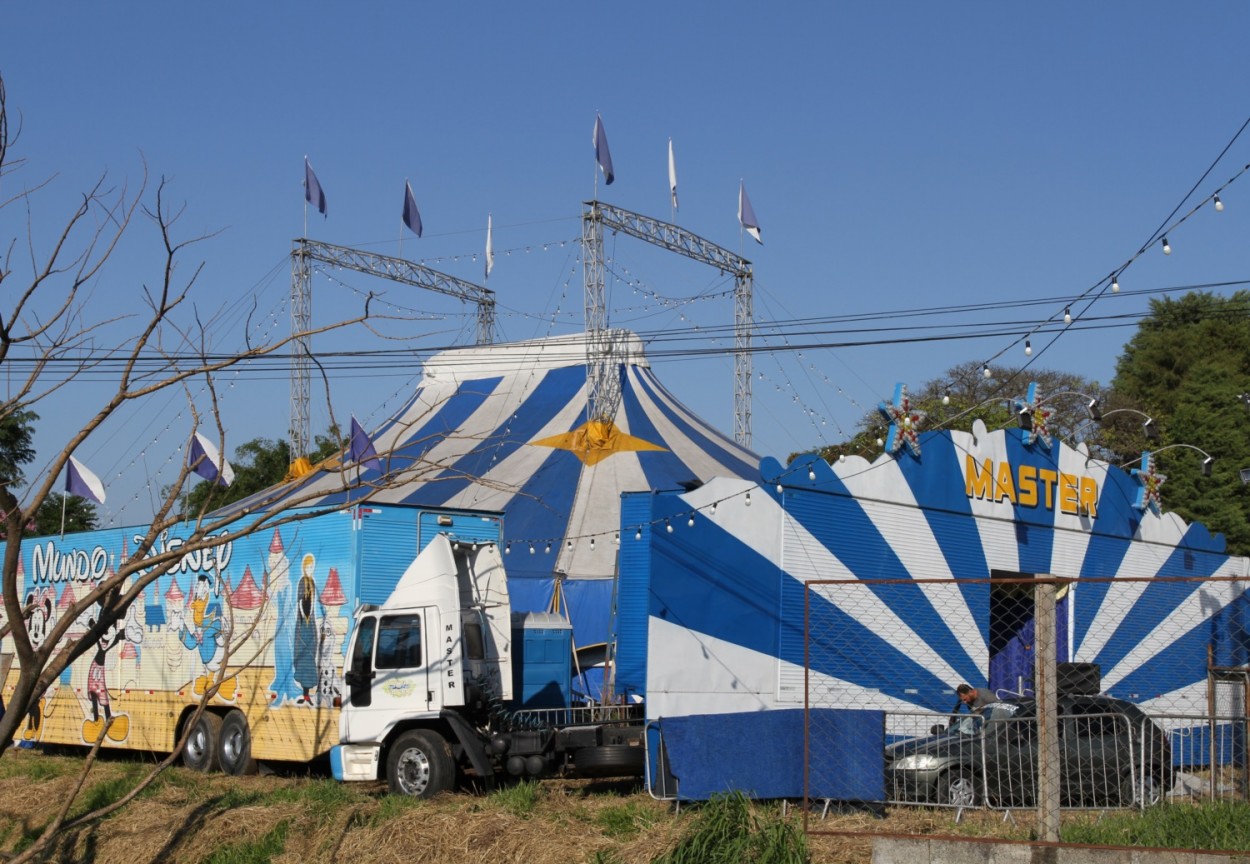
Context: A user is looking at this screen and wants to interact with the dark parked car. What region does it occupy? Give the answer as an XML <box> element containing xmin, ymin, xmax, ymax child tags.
<box><xmin>886</xmin><ymin>694</ymin><xmax>1172</xmax><ymax>808</ymax></box>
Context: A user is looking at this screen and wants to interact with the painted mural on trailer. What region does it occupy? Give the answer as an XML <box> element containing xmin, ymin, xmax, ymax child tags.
<box><xmin>3</xmin><ymin>517</ymin><xmax>353</xmax><ymax>748</ymax></box>
<box><xmin>618</xmin><ymin>421</ymin><xmax>1250</xmax><ymax>723</ymax></box>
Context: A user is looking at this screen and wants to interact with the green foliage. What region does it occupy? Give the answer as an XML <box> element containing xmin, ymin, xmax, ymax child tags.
<box><xmin>809</xmin><ymin>361</ymin><xmax>1102</xmax><ymax>464</ymax></box>
<box><xmin>181</xmin><ymin>430</ymin><xmax>342</xmax><ymax>515</ymax></box>
<box><xmin>202</xmin><ymin>819</ymin><xmax>290</xmax><ymax>864</ymax></box>
<box><xmin>654</xmin><ymin>791</ymin><xmax>808</xmax><ymax>864</ymax></box>
<box><xmin>32</xmin><ymin>492</ymin><xmax>99</xmax><ymax>536</ymax></box>
<box><xmin>1110</xmin><ymin>291</ymin><xmax>1250</xmax><ymax>555</ymax></box>
<box><xmin>1062</xmin><ymin>801</ymin><xmax>1250</xmax><ymax>850</ymax></box>
<box><xmin>0</xmin><ymin>408</ymin><xmax>38</xmax><ymax>487</ymax></box>
<box><xmin>489</xmin><ymin>778</ymin><xmax>543</xmax><ymax>818</ymax></box>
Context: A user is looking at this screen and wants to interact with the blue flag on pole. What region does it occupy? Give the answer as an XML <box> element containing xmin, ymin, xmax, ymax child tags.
<box><xmin>188</xmin><ymin>431</ymin><xmax>235</xmax><ymax>486</ymax></box>
<box><xmin>402</xmin><ymin>181</ymin><xmax>423</xmax><ymax>237</ymax></box>
<box><xmin>738</xmin><ymin>181</ymin><xmax>762</xmax><ymax>245</ymax></box>
<box><xmin>66</xmin><ymin>456</ymin><xmax>106</xmax><ymax>504</ymax></box>
<box><xmin>593</xmin><ymin>113</ymin><xmax>614</xmax><ymax>185</ymax></box>
<box><xmin>348</xmin><ymin>415</ymin><xmax>381</xmax><ymax>472</ymax></box>
<box><xmin>304</xmin><ymin>157</ymin><xmax>327</xmax><ymax>216</ymax></box>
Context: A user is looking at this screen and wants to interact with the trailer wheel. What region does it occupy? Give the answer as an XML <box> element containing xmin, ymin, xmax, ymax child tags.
<box><xmin>386</xmin><ymin>730</ymin><xmax>453</xmax><ymax>798</ymax></box>
<box><xmin>182</xmin><ymin>712</ymin><xmax>222</xmax><ymax>772</ymax></box>
<box><xmin>218</xmin><ymin>710</ymin><xmax>258</xmax><ymax>776</ymax></box>
<box><xmin>574</xmin><ymin>744</ymin><xmax>644</xmax><ymax>778</ymax></box>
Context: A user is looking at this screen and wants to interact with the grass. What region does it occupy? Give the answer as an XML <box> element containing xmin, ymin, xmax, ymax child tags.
<box><xmin>594</xmin><ymin>799</ymin><xmax>659</xmax><ymax>838</ymax></box>
<box><xmin>488</xmin><ymin>778</ymin><xmax>543</xmax><ymax>818</ymax></box>
<box><xmin>1061</xmin><ymin>800</ymin><xmax>1250</xmax><ymax>850</ymax></box>
<box><xmin>202</xmin><ymin>819</ymin><xmax>290</xmax><ymax>864</ymax></box>
<box><xmin>653</xmin><ymin>792</ymin><xmax>808</xmax><ymax>864</ymax></box>
<box><xmin>2</xmin><ymin>750</ymin><xmax>1250</xmax><ymax>863</ymax></box>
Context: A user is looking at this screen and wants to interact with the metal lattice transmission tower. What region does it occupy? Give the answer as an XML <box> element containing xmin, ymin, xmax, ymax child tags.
<box><xmin>288</xmin><ymin>238</ymin><xmax>496</xmax><ymax>458</ymax></box>
<box><xmin>581</xmin><ymin>201</ymin><xmax>754</xmax><ymax>447</ymax></box>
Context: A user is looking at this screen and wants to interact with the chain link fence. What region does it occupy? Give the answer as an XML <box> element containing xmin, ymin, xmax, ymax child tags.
<box><xmin>802</xmin><ymin>574</ymin><xmax>1250</xmax><ymax>839</ymax></box>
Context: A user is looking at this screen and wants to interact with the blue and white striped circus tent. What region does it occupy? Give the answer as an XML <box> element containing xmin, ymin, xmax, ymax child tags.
<box><xmin>251</xmin><ymin>330</ymin><xmax>759</xmax><ymax>646</ymax></box>
<box><xmin>616</xmin><ymin>422</ymin><xmax>1250</xmax><ymax>724</ymax></box>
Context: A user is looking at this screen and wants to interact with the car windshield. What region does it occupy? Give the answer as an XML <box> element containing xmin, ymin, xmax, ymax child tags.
<box><xmin>951</xmin><ymin>714</ymin><xmax>982</xmax><ymax>735</ymax></box>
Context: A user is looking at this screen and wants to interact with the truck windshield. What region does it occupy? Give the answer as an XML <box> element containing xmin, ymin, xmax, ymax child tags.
<box><xmin>376</xmin><ymin>614</ymin><xmax>423</xmax><ymax>669</ymax></box>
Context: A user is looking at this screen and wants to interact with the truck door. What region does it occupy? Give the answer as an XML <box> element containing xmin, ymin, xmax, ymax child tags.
<box><xmin>342</xmin><ymin>609</ymin><xmax>436</xmax><ymax>744</ymax></box>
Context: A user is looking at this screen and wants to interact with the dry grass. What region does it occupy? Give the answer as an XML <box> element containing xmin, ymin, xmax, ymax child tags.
<box><xmin>0</xmin><ymin>749</ymin><xmax>1042</xmax><ymax>864</ymax></box>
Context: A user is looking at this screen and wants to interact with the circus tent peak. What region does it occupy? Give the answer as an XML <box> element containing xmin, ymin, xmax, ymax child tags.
<box><xmin>224</xmin><ymin>330</ymin><xmax>761</xmax><ymax>642</ymax></box>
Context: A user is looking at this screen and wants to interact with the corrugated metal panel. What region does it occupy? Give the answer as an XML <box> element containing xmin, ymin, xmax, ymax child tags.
<box><xmin>613</xmin><ymin>492</ymin><xmax>653</xmax><ymax>700</ymax></box>
<box><xmin>416</xmin><ymin>508</ymin><xmax>504</xmax><ymax>552</ymax></box>
<box><xmin>358</xmin><ymin>508</ymin><xmax>419</xmax><ymax>605</ymax></box>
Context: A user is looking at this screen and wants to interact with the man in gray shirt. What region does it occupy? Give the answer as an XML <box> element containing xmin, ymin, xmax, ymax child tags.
<box><xmin>957</xmin><ymin>683</ymin><xmax>996</xmax><ymax>713</ymax></box>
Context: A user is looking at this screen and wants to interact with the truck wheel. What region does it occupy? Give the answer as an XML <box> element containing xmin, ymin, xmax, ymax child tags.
<box><xmin>182</xmin><ymin>712</ymin><xmax>222</xmax><ymax>772</ymax></box>
<box><xmin>219</xmin><ymin>710</ymin><xmax>258</xmax><ymax>776</ymax></box>
<box><xmin>386</xmin><ymin>730</ymin><xmax>453</xmax><ymax>798</ymax></box>
<box><xmin>574</xmin><ymin>744</ymin><xmax>644</xmax><ymax>778</ymax></box>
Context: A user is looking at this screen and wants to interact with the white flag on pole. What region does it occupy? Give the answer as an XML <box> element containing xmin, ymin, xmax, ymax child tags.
<box><xmin>485</xmin><ymin>214</ymin><xmax>495</xmax><ymax>279</ymax></box>
<box><xmin>668</xmin><ymin>138</ymin><xmax>678</xmax><ymax>211</ymax></box>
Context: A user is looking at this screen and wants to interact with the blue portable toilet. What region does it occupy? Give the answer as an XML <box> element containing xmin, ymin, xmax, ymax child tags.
<box><xmin>510</xmin><ymin>611</ymin><xmax>573</xmax><ymax>709</ymax></box>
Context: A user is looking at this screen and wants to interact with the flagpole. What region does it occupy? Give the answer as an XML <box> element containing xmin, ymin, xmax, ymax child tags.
<box><xmin>60</xmin><ymin>486</ymin><xmax>66</xmax><ymax>539</ymax></box>
<box><xmin>303</xmin><ymin>155</ymin><xmax>309</xmax><ymax>240</ymax></box>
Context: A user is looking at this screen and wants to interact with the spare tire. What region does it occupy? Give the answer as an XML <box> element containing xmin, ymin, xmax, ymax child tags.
<box><xmin>574</xmin><ymin>744</ymin><xmax>644</xmax><ymax>778</ymax></box>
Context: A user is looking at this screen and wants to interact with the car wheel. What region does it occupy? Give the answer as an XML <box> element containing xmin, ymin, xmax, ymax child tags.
<box><xmin>386</xmin><ymin>730</ymin><xmax>453</xmax><ymax>798</ymax></box>
<box><xmin>181</xmin><ymin>712</ymin><xmax>222</xmax><ymax>772</ymax></box>
<box><xmin>218</xmin><ymin>710</ymin><xmax>258</xmax><ymax>776</ymax></box>
<box><xmin>939</xmin><ymin>769</ymin><xmax>979</xmax><ymax>808</ymax></box>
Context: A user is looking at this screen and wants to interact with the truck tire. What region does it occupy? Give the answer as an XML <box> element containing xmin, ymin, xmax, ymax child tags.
<box><xmin>574</xmin><ymin>744</ymin><xmax>644</xmax><ymax>778</ymax></box>
<box><xmin>218</xmin><ymin>710</ymin><xmax>258</xmax><ymax>776</ymax></box>
<box><xmin>386</xmin><ymin>730</ymin><xmax>454</xmax><ymax>798</ymax></box>
<box><xmin>182</xmin><ymin>712</ymin><xmax>222</xmax><ymax>772</ymax></box>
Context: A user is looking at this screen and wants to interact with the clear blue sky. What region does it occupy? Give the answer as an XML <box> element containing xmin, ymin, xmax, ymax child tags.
<box><xmin>3</xmin><ymin>2</ymin><xmax>1250</xmax><ymax>526</ymax></box>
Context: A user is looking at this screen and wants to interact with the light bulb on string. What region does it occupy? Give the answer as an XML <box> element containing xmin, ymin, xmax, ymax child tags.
<box><xmin>1215</xmin><ymin>195</ymin><xmax>1224</xmax><ymax>212</ymax></box>
<box><xmin>983</xmin><ymin>363</ymin><xmax>991</xmax><ymax>379</ymax></box>
<box><xmin>544</xmin><ymin>543</ymin><xmax>551</xmax><ymax>554</ymax></box>
<box><xmin>529</xmin><ymin>545</ymin><xmax>536</xmax><ymax>555</ymax></box>
<box><xmin>1024</xmin><ymin>339</ymin><xmax>1032</xmax><ymax>357</ymax></box>
<box><xmin>635</xmin><ymin>529</ymin><xmax>642</xmax><ymax>541</ymax></box>
<box><xmin>809</xmin><ymin>468</ymin><xmax>816</xmax><ymax>481</ymax></box>
<box><xmin>710</xmin><ymin>502</ymin><xmax>717</xmax><ymax>515</ymax></box>
<box><xmin>1064</xmin><ymin>307</ymin><xmax>1071</xmax><ymax>325</ymax></box>
<box><xmin>1111</xmin><ymin>274</ymin><xmax>1120</xmax><ymax>292</ymax></box>
<box><xmin>745</xmin><ymin>491</ymin><xmax>752</xmax><ymax>507</ymax></box>
<box><xmin>589</xmin><ymin>537</ymin><xmax>596</xmax><ymax>551</ymax></box>
<box><xmin>665</xmin><ymin>520</ymin><xmax>673</xmax><ymax>534</ymax></box>
<box><xmin>1161</xmin><ymin>237</ymin><xmax>1171</xmax><ymax>255</ymax></box>
<box><xmin>942</xmin><ymin>390</ymin><xmax>951</xmax><ymax>406</ymax></box>
<box><xmin>566</xmin><ymin>539</ymin><xmax>573</xmax><ymax>551</ymax></box>
<box><xmin>687</xmin><ymin>515</ymin><xmax>695</xmax><ymax>527</ymax></box>
<box><xmin>876</xmin><ymin>437</ymin><xmax>884</xmax><ymax>447</ymax></box>
<box><xmin>838</xmin><ymin>453</ymin><xmax>846</xmax><ymax>463</ymax></box>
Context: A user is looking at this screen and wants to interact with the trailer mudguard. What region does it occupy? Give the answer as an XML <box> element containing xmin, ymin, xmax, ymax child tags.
<box><xmin>441</xmin><ymin>710</ymin><xmax>496</xmax><ymax>787</ymax></box>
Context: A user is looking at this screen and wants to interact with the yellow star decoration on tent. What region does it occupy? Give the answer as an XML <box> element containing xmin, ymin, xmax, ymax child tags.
<box><xmin>530</xmin><ymin>419</ymin><xmax>667</xmax><ymax>466</ymax></box>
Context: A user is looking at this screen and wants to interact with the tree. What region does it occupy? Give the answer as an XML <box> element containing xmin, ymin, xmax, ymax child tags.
<box><xmin>811</xmin><ymin>361</ymin><xmax>1104</xmax><ymax>463</ymax></box>
<box><xmin>0</xmin><ymin>408</ymin><xmax>38</xmax><ymax>487</ymax></box>
<box><xmin>1110</xmin><ymin>291</ymin><xmax>1250</xmax><ymax>555</ymax></box>
<box><xmin>32</xmin><ymin>493</ymin><xmax>99</xmax><ymax>536</ymax></box>
<box><xmin>0</xmin><ymin>75</ymin><xmax>433</xmax><ymax>859</ymax></box>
